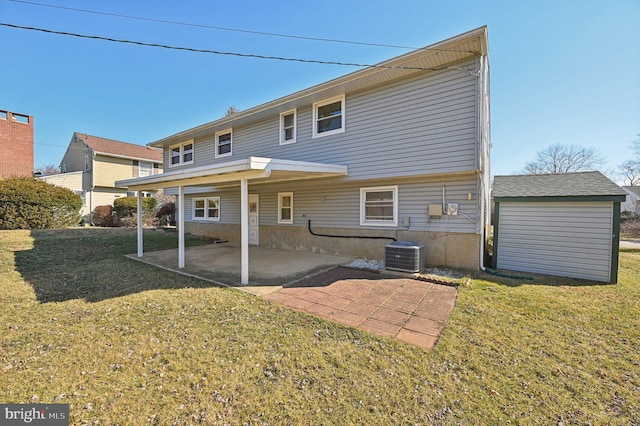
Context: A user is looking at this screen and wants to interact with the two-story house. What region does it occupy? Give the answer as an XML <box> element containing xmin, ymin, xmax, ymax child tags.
<box><xmin>117</xmin><ymin>27</ymin><xmax>491</xmax><ymax>284</ymax></box>
<box><xmin>51</xmin><ymin>133</ymin><xmax>163</xmax><ymax>220</ymax></box>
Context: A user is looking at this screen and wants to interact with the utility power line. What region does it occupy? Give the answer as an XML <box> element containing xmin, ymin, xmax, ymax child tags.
<box><xmin>0</xmin><ymin>22</ymin><xmax>463</xmax><ymax>71</ymax></box>
<box><xmin>9</xmin><ymin>0</ymin><xmax>423</xmax><ymax>50</ymax></box>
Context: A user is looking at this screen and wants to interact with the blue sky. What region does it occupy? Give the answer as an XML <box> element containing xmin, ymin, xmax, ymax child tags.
<box><xmin>1</xmin><ymin>0</ymin><xmax>639</xmax><ymax>179</ymax></box>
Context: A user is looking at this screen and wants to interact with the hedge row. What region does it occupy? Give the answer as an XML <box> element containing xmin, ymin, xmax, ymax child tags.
<box><xmin>0</xmin><ymin>177</ymin><xmax>82</xmax><ymax>230</ymax></box>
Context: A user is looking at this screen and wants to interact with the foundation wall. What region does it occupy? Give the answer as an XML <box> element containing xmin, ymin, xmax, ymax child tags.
<box><xmin>184</xmin><ymin>222</ymin><xmax>480</xmax><ymax>270</ymax></box>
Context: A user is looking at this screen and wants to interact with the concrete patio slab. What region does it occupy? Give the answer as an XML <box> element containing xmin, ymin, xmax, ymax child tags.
<box><xmin>127</xmin><ymin>243</ymin><xmax>352</xmax><ymax>289</ymax></box>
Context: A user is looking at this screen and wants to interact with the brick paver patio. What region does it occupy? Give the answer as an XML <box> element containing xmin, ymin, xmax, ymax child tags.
<box><xmin>263</xmin><ymin>267</ymin><xmax>458</xmax><ymax>350</ymax></box>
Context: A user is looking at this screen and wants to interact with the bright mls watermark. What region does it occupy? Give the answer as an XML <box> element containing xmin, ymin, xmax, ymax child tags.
<box><xmin>1</xmin><ymin>404</ymin><xmax>68</xmax><ymax>425</ymax></box>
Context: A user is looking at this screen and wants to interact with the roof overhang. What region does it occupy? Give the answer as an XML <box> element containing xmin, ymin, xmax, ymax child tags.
<box><xmin>115</xmin><ymin>156</ymin><xmax>348</xmax><ymax>191</ymax></box>
<box><xmin>150</xmin><ymin>26</ymin><xmax>488</xmax><ymax>148</ymax></box>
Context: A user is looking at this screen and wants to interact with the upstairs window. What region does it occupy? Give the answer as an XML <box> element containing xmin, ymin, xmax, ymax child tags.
<box><xmin>280</xmin><ymin>110</ymin><xmax>297</xmax><ymax>145</ymax></box>
<box><xmin>170</xmin><ymin>141</ymin><xmax>194</xmax><ymax>167</ymax></box>
<box><xmin>360</xmin><ymin>186</ymin><xmax>398</xmax><ymax>227</ymax></box>
<box><xmin>215</xmin><ymin>129</ymin><xmax>232</xmax><ymax>158</ymax></box>
<box><xmin>193</xmin><ymin>197</ymin><xmax>220</xmax><ymax>221</ymax></box>
<box><xmin>278</xmin><ymin>192</ymin><xmax>293</xmax><ymax>224</ymax></box>
<box><xmin>139</xmin><ymin>161</ymin><xmax>152</xmax><ymax>177</ymax></box>
<box><xmin>313</xmin><ymin>95</ymin><xmax>345</xmax><ymax>138</ymax></box>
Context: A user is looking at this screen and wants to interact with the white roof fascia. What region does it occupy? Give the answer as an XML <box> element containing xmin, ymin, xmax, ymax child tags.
<box><xmin>93</xmin><ymin>151</ymin><xmax>162</xmax><ymax>163</ymax></box>
<box><xmin>115</xmin><ymin>156</ymin><xmax>348</xmax><ymax>190</ymax></box>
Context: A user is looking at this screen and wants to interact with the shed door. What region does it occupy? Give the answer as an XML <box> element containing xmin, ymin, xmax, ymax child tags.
<box><xmin>496</xmin><ymin>202</ymin><xmax>612</xmax><ymax>282</ymax></box>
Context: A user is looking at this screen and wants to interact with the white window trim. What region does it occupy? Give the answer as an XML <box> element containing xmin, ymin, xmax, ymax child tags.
<box><xmin>312</xmin><ymin>94</ymin><xmax>345</xmax><ymax>139</ymax></box>
<box><xmin>169</xmin><ymin>140</ymin><xmax>194</xmax><ymax>167</ymax></box>
<box><xmin>192</xmin><ymin>197</ymin><xmax>221</xmax><ymax>222</ymax></box>
<box><xmin>278</xmin><ymin>192</ymin><xmax>294</xmax><ymax>224</ymax></box>
<box><xmin>279</xmin><ymin>109</ymin><xmax>297</xmax><ymax>145</ymax></box>
<box><xmin>215</xmin><ymin>129</ymin><xmax>233</xmax><ymax>159</ymax></box>
<box><xmin>360</xmin><ymin>185</ymin><xmax>398</xmax><ymax>227</ymax></box>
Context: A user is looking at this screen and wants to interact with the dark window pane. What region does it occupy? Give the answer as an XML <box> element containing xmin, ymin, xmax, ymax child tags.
<box><xmin>317</xmin><ymin>101</ymin><xmax>341</xmax><ymax>119</ymax></box>
<box><xmin>317</xmin><ymin>116</ymin><xmax>342</xmax><ymax>133</ymax></box>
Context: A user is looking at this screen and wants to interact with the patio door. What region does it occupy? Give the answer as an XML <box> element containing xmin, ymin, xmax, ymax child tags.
<box><xmin>248</xmin><ymin>194</ymin><xmax>259</xmax><ymax>245</ymax></box>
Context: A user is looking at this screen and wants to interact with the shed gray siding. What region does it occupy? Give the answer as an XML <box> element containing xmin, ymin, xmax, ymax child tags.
<box><xmin>165</xmin><ymin>59</ymin><xmax>478</xmax><ymax>181</ymax></box>
<box><xmin>496</xmin><ymin>202</ymin><xmax>613</xmax><ymax>282</ymax></box>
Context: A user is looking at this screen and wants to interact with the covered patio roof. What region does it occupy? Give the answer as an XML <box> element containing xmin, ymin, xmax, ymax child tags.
<box><xmin>115</xmin><ymin>157</ymin><xmax>348</xmax><ymax>286</ymax></box>
<box><xmin>115</xmin><ymin>156</ymin><xmax>348</xmax><ymax>191</ymax></box>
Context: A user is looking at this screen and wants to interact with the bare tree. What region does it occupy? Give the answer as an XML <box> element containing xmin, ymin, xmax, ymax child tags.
<box><xmin>619</xmin><ymin>159</ymin><xmax>640</xmax><ymax>186</ymax></box>
<box><xmin>522</xmin><ymin>144</ymin><xmax>606</xmax><ymax>174</ymax></box>
<box><xmin>35</xmin><ymin>164</ymin><xmax>61</xmax><ymax>176</ymax></box>
<box><xmin>618</xmin><ymin>135</ymin><xmax>640</xmax><ymax>185</ymax></box>
<box><xmin>225</xmin><ymin>105</ymin><xmax>240</xmax><ymax>116</ymax></box>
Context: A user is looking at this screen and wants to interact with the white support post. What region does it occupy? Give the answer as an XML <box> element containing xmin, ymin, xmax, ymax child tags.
<box><xmin>240</xmin><ymin>178</ymin><xmax>249</xmax><ymax>285</ymax></box>
<box><xmin>178</xmin><ymin>185</ymin><xmax>185</xmax><ymax>269</ymax></box>
<box><xmin>137</xmin><ymin>191</ymin><xmax>143</xmax><ymax>257</ymax></box>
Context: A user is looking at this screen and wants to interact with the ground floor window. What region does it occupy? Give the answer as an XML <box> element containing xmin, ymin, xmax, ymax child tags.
<box><xmin>193</xmin><ymin>197</ymin><xmax>220</xmax><ymax>221</ymax></box>
<box><xmin>360</xmin><ymin>185</ymin><xmax>398</xmax><ymax>226</ymax></box>
<box><xmin>278</xmin><ymin>192</ymin><xmax>293</xmax><ymax>224</ymax></box>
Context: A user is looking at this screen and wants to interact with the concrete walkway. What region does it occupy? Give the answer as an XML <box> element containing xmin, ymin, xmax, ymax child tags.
<box><xmin>620</xmin><ymin>240</ymin><xmax>640</xmax><ymax>249</ymax></box>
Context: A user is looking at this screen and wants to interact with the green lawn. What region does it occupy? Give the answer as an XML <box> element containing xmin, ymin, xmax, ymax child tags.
<box><xmin>1</xmin><ymin>229</ymin><xmax>638</xmax><ymax>425</ymax></box>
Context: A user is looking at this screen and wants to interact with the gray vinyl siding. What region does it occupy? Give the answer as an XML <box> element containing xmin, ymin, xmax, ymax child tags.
<box><xmin>496</xmin><ymin>202</ymin><xmax>613</xmax><ymax>282</ymax></box>
<box><xmin>164</xmin><ymin>59</ymin><xmax>478</xmax><ymax>180</ymax></box>
<box><xmin>183</xmin><ymin>174</ymin><xmax>478</xmax><ymax>234</ymax></box>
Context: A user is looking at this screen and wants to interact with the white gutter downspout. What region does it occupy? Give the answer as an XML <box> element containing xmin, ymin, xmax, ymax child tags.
<box><xmin>476</xmin><ymin>54</ymin><xmax>487</xmax><ymax>272</ymax></box>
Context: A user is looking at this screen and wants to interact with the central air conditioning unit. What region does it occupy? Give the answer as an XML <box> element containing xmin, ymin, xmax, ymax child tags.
<box><xmin>384</xmin><ymin>241</ymin><xmax>425</xmax><ymax>273</ymax></box>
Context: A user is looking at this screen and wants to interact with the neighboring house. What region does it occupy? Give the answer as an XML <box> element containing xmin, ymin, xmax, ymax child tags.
<box><xmin>0</xmin><ymin>109</ymin><xmax>34</xmax><ymax>178</ymax></box>
<box><xmin>621</xmin><ymin>186</ymin><xmax>640</xmax><ymax>214</ymax></box>
<box><xmin>56</xmin><ymin>133</ymin><xmax>163</xmax><ymax>220</ymax></box>
<box><xmin>492</xmin><ymin>172</ymin><xmax>626</xmax><ymax>283</ymax></box>
<box><xmin>117</xmin><ymin>27</ymin><xmax>491</xmax><ymax>284</ymax></box>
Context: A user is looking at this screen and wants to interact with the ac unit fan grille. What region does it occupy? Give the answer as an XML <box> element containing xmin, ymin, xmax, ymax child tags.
<box><xmin>384</xmin><ymin>242</ymin><xmax>424</xmax><ymax>273</ymax></box>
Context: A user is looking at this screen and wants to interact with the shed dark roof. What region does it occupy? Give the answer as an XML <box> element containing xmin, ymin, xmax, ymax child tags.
<box><xmin>493</xmin><ymin>171</ymin><xmax>626</xmax><ymax>198</ymax></box>
<box><xmin>75</xmin><ymin>133</ymin><xmax>163</xmax><ymax>162</ymax></box>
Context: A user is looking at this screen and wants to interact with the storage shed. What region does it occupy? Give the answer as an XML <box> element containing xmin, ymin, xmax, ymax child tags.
<box><xmin>492</xmin><ymin>172</ymin><xmax>626</xmax><ymax>283</ymax></box>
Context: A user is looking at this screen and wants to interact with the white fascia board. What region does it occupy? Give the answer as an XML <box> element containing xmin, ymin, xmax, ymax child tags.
<box><xmin>94</xmin><ymin>151</ymin><xmax>163</xmax><ymax>163</ymax></box>
<box><xmin>116</xmin><ymin>157</ymin><xmax>348</xmax><ymax>190</ymax></box>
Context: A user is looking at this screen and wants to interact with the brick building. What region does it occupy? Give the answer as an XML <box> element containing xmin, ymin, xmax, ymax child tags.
<box><xmin>0</xmin><ymin>109</ymin><xmax>34</xmax><ymax>178</ymax></box>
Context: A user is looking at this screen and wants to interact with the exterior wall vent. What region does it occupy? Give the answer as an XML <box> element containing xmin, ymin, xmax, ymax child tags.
<box><xmin>384</xmin><ymin>241</ymin><xmax>425</xmax><ymax>273</ymax></box>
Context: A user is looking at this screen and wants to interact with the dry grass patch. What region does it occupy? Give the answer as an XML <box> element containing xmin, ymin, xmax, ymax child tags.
<box><xmin>1</xmin><ymin>229</ymin><xmax>639</xmax><ymax>424</ymax></box>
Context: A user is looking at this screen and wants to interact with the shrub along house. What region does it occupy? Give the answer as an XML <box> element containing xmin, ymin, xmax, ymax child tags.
<box><xmin>116</xmin><ymin>27</ymin><xmax>491</xmax><ymax>285</ymax></box>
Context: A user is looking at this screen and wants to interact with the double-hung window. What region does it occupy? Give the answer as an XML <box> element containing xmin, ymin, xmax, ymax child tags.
<box><xmin>313</xmin><ymin>95</ymin><xmax>345</xmax><ymax>138</ymax></box>
<box><xmin>360</xmin><ymin>186</ymin><xmax>398</xmax><ymax>227</ymax></box>
<box><xmin>215</xmin><ymin>129</ymin><xmax>232</xmax><ymax>158</ymax></box>
<box><xmin>278</xmin><ymin>192</ymin><xmax>293</xmax><ymax>224</ymax></box>
<box><xmin>280</xmin><ymin>110</ymin><xmax>296</xmax><ymax>145</ymax></box>
<box><xmin>193</xmin><ymin>197</ymin><xmax>220</xmax><ymax>221</ymax></box>
<box><xmin>170</xmin><ymin>141</ymin><xmax>194</xmax><ymax>166</ymax></box>
<box><xmin>139</xmin><ymin>161</ymin><xmax>152</xmax><ymax>177</ymax></box>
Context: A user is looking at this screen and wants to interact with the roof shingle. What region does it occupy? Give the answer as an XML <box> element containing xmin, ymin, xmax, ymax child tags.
<box><xmin>493</xmin><ymin>171</ymin><xmax>626</xmax><ymax>198</ymax></box>
<box><xmin>75</xmin><ymin>133</ymin><xmax>163</xmax><ymax>162</ymax></box>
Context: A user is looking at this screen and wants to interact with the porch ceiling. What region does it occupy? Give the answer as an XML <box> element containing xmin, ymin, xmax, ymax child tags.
<box><xmin>115</xmin><ymin>156</ymin><xmax>348</xmax><ymax>191</ymax></box>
